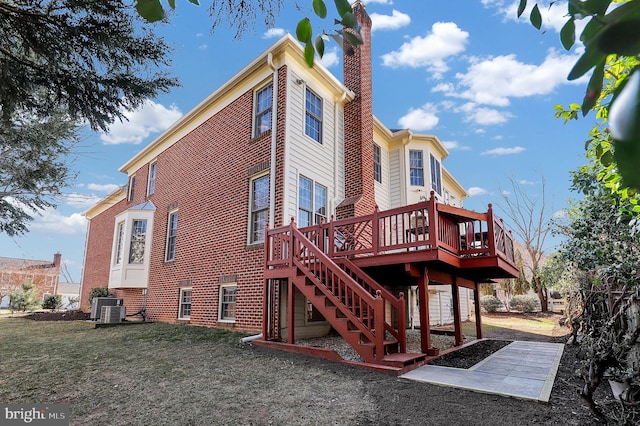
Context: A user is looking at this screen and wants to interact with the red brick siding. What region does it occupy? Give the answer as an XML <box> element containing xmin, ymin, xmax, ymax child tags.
<box><xmin>340</xmin><ymin>3</ymin><xmax>375</xmax><ymax>219</ymax></box>
<box><xmin>82</xmin><ymin>66</ymin><xmax>289</xmax><ymax>333</ymax></box>
<box><xmin>80</xmin><ymin>198</ymin><xmax>127</xmax><ymax>311</ymax></box>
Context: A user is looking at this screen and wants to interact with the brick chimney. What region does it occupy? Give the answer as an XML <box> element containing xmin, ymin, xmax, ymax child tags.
<box><xmin>53</xmin><ymin>252</ymin><xmax>62</xmax><ymax>268</ymax></box>
<box><xmin>337</xmin><ymin>0</ymin><xmax>375</xmax><ymax>219</ymax></box>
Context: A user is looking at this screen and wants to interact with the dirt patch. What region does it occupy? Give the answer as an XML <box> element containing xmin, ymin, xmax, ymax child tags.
<box><xmin>23</xmin><ymin>311</ymin><xmax>90</xmax><ymax>321</ymax></box>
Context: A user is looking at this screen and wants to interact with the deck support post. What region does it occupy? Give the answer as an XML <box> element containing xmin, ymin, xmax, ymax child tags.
<box><xmin>452</xmin><ymin>276</ymin><xmax>463</xmax><ymax>346</ymax></box>
<box><xmin>418</xmin><ymin>267</ymin><xmax>438</xmax><ymax>355</ymax></box>
<box><xmin>474</xmin><ymin>281</ymin><xmax>483</xmax><ymax>339</ymax></box>
<box><xmin>287</xmin><ymin>279</ymin><xmax>295</xmax><ymax>344</ymax></box>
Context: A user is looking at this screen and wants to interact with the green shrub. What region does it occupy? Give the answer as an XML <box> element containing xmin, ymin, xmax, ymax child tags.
<box><xmin>9</xmin><ymin>283</ymin><xmax>40</xmax><ymax>312</ymax></box>
<box><xmin>88</xmin><ymin>287</ymin><xmax>112</xmax><ymax>305</ymax></box>
<box><xmin>480</xmin><ymin>295</ymin><xmax>502</xmax><ymax>313</ymax></box>
<box><xmin>509</xmin><ymin>295</ymin><xmax>538</xmax><ymax>313</ymax></box>
<box><xmin>42</xmin><ymin>294</ymin><xmax>62</xmax><ymax>311</ymax></box>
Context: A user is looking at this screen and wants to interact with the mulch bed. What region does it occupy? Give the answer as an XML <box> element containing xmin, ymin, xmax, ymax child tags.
<box><xmin>429</xmin><ymin>339</ymin><xmax>512</xmax><ymax>369</ymax></box>
<box><xmin>23</xmin><ymin>311</ymin><xmax>90</xmax><ymax>321</ymax></box>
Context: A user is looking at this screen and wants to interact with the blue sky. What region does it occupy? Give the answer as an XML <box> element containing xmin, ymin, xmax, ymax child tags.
<box><xmin>0</xmin><ymin>0</ymin><xmax>596</xmax><ymax>282</ymax></box>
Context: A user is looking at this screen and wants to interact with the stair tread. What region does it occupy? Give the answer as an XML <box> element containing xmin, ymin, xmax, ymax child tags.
<box><xmin>382</xmin><ymin>352</ymin><xmax>427</xmax><ymax>362</ymax></box>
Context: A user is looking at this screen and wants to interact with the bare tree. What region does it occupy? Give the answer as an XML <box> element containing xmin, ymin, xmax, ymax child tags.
<box><xmin>499</xmin><ymin>177</ymin><xmax>551</xmax><ymax>312</ymax></box>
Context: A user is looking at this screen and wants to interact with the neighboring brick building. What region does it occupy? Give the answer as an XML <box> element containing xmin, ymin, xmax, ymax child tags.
<box><xmin>0</xmin><ymin>253</ymin><xmax>61</xmax><ymax>308</ymax></box>
<box><xmin>80</xmin><ymin>3</ymin><xmax>469</xmax><ymax>334</ymax></box>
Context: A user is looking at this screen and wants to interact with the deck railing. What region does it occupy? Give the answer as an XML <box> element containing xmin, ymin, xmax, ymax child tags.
<box><xmin>267</xmin><ymin>195</ymin><xmax>515</xmax><ymax>268</ymax></box>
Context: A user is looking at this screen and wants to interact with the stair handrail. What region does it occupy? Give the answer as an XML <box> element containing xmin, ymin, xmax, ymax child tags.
<box><xmin>290</xmin><ymin>224</ymin><xmax>386</xmax><ymax>359</ymax></box>
<box><xmin>333</xmin><ymin>257</ymin><xmax>407</xmax><ymax>353</ymax></box>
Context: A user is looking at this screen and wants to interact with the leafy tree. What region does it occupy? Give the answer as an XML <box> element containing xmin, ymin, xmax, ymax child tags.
<box><xmin>518</xmin><ymin>0</ymin><xmax>640</xmax><ymax>192</ymax></box>
<box><xmin>135</xmin><ymin>0</ymin><xmax>363</xmax><ymax>66</ymax></box>
<box><xmin>0</xmin><ymin>0</ymin><xmax>178</xmax><ymax>234</ymax></box>
<box><xmin>558</xmin><ymin>159</ymin><xmax>640</xmax><ymax>422</ymax></box>
<box><xmin>0</xmin><ymin>112</ymin><xmax>78</xmax><ymax>235</ymax></box>
<box><xmin>0</xmin><ymin>0</ymin><xmax>177</xmax><ymax>131</ymax></box>
<box><xmin>9</xmin><ymin>283</ymin><xmax>40</xmax><ymax>313</ymax></box>
<box><xmin>499</xmin><ymin>177</ymin><xmax>552</xmax><ymax>312</ymax></box>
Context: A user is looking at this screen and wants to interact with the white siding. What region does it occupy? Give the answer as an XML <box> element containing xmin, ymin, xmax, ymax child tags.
<box><xmin>374</xmin><ymin>143</ymin><xmax>391</xmax><ymax>211</ymax></box>
<box><xmin>284</xmin><ymin>70</ymin><xmax>343</xmax><ymax>222</ymax></box>
<box><xmin>388</xmin><ymin>148</ymin><xmax>402</xmax><ymax>208</ymax></box>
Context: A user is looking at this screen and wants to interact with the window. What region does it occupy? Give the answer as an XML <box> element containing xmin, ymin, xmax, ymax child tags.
<box><xmin>254</xmin><ymin>84</ymin><xmax>272</xmax><ymax>136</ymax></box>
<box><xmin>298</xmin><ymin>176</ymin><xmax>327</xmax><ymax>228</ymax></box>
<box><xmin>249</xmin><ymin>174</ymin><xmax>269</xmax><ymax>244</ymax></box>
<box><xmin>305</xmin><ymin>88</ymin><xmax>322</xmax><ymax>143</ymax></box>
<box><xmin>127</xmin><ymin>175</ymin><xmax>136</xmax><ymax>201</ymax></box>
<box><xmin>128</xmin><ymin>219</ymin><xmax>147</xmax><ymax>264</ymax></box>
<box><xmin>430</xmin><ymin>154</ymin><xmax>442</xmax><ymax>195</ymax></box>
<box><xmin>165</xmin><ymin>210</ymin><xmax>178</xmax><ymax>262</ymax></box>
<box><xmin>147</xmin><ymin>162</ymin><xmax>157</xmax><ymax>196</ymax></box>
<box><xmin>178</xmin><ymin>288</ymin><xmax>192</xmax><ymax>320</ymax></box>
<box><xmin>409</xmin><ymin>150</ymin><xmax>424</xmax><ymax>186</ymax></box>
<box><xmin>219</xmin><ymin>285</ymin><xmax>236</xmax><ymax>321</ymax></box>
<box><xmin>374</xmin><ymin>144</ymin><xmax>382</xmax><ymax>183</ymax></box>
<box><xmin>114</xmin><ymin>221</ymin><xmax>125</xmax><ymax>265</ymax></box>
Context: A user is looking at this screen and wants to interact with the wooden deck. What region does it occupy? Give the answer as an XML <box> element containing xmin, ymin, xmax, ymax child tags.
<box><xmin>262</xmin><ymin>196</ymin><xmax>518</xmax><ymax>367</ymax></box>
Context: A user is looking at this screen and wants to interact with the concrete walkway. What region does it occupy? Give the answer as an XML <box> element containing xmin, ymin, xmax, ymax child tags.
<box><xmin>400</xmin><ymin>341</ymin><xmax>564</xmax><ymax>402</ymax></box>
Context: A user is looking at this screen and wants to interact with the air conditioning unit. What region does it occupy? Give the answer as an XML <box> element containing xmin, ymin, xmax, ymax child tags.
<box><xmin>100</xmin><ymin>305</ymin><xmax>126</xmax><ymax>324</ymax></box>
<box><xmin>90</xmin><ymin>297</ymin><xmax>123</xmax><ymax>320</ymax></box>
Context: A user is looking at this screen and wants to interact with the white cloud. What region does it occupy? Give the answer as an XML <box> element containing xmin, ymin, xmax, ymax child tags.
<box><xmin>442</xmin><ymin>140</ymin><xmax>459</xmax><ymax>150</ymax></box>
<box><xmin>481</xmin><ymin>146</ymin><xmax>526</xmax><ymax>155</ymax></box>
<box><xmin>65</xmin><ymin>193</ymin><xmax>103</xmax><ymax>208</ymax></box>
<box><xmin>198</xmin><ymin>44</ymin><xmax>208</xmax><ymax>50</ymax></box>
<box><xmin>29</xmin><ymin>208</ymin><xmax>87</xmax><ymax>235</ymax></box>
<box><xmin>100</xmin><ymin>100</ymin><xmax>183</xmax><ymax>145</ymax></box>
<box><xmin>87</xmin><ymin>183</ymin><xmax>120</xmax><ymax>193</ymax></box>
<box><xmin>519</xmin><ymin>179</ymin><xmax>535</xmax><ymax>185</ymax></box>
<box><xmin>398</xmin><ymin>103</ymin><xmax>439</xmax><ymax>131</ymax></box>
<box><xmin>450</xmin><ymin>50</ymin><xmax>581</xmax><ymax>106</ymax></box>
<box><xmin>319</xmin><ymin>47</ymin><xmax>339</xmax><ymax>68</ymax></box>
<box><xmin>468</xmin><ymin>187</ymin><xmax>488</xmax><ymax>196</ymax></box>
<box><xmin>483</xmin><ymin>0</ymin><xmax>576</xmax><ymax>34</ymax></box>
<box><xmin>442</xmin><ymin>140</ymin><xmax>470</xmax><ymax>151</ymax></box>
<box><xmin>363</xmin><ymin>0</ymin><xmax>393</xmax><ymax>4</ymax></box>
<box><xmin>381</xmin><ymin>22</ymin><xmax>469</xmax><ymax>77</ymax></box>
<box><xmin>465</xmin><ymin>107</ymin><xmax>511</xmax><ymax>126</ymax></box>
<box><xmin>371</xmin><ymin>10</ymin><xmax>411</xmax><ymax>32</ymax></box>
<box><xmin>263</xmin><ymin>28</ymin><xmax>285</xmax><ymax>39</ymax></box>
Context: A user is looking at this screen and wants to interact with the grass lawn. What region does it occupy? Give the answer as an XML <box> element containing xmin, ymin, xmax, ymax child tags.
<box><xmin>0</xmin><ymin>317</ymin><xmax>380</xmax><ymax>425</ymax></box>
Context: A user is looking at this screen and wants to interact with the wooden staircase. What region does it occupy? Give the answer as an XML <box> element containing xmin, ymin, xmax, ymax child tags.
<box><xmin>286</xmin><ymin>224</ymin><xmax>425</xmax><ymax>367</ymax></box>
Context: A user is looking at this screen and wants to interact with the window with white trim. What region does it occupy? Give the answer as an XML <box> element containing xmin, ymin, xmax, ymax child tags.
<box><xmin>409</xmin><ymin>150</ymin><xmax>424</xmax><ymax>186</ymax></box>
<box><xmin>178</xmin><ymin>288</ymin><xmax>192</xmax><ymax>320</ymax></box>
<box><xmin>430</xmin><ymin>154</ymin><xmax>442</xmax><ymax>195</ymax></box>
<box><xmin>114</xmin><ymin>221</ymin><xmax>125</xmax><ymax>265</ymax></box>
<box><xmin>127</xmin><ymin>175</ymin><xmax>136</xmax><ymax>201</ymax></box>
<box><xmin>219</xmin><ymin>285</ymin><xmax>236</xmax><ymax>322</ymax></box>
<box><xmin>165</xmin><ymin>210</ymin><xmax>178</xmax><ymax>262</ymax></box>
<box><xmin>249</xmin><ymin>174</ymin><xmax>269</xmax><ymax>244</ymax></box>
<box><xmin>147</xmin><ymin>161</ymin><xmax>157</xmax><ymax>196</ymax></box>
<box><xmin>254</xmin><ymin>83</ymin><xmax>272</xmax><ymax>137</ymax></box>
<box><xmin>305</xmin><ymin>88</ymin><xmax>322</xmax><ymax>143</ymax></box>
<box><xmin>128</xmin><ymin>219</ymin><xmax>147</xmax><ymax>264</ymax></box>
<box><xmin>374</xmin><ymin>144</ymin><xmax>382</xmax><ymax>183</ymax></box>
<box><xmin>298</xmin><ymin>175</ymin><xmax>327</xmax><ymax>228</ymax></box>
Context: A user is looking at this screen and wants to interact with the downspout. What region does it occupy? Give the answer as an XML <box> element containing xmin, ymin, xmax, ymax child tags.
<box><xmin>267</xmin><ymin>52</ymin><xmax>278</xmax><ymax>228</ymax></box>
<box><xmin>264</xmin><ymin>52</ymin><xmax>278</xmax><ymax>343</ymax></box>
<box><xmin>78</xmin><ymin>216</ymin><xmax>91</xmax><ymax>311</ymax></box>
<box><xmin>332</xmin><ymin>91</ymin><xmax>348</xmax><ymax>213</ymax></box>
